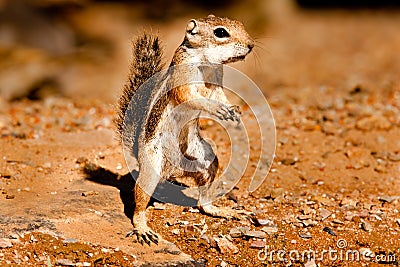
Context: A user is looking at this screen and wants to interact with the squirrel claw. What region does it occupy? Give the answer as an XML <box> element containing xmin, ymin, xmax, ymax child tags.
<box><xmin>215</xmin><ymin>105</ymin><xmax>241</xmax><ymax>122</ymax></box>
<box><xmin>127</xmin><ymin>228</ymin><xmax>159</xmax><ymax>246</ymax></box>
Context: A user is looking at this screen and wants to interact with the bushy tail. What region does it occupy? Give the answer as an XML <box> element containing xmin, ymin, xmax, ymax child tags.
<box><xmin>115</xmin><ymin>33</ymin><xmax>164</xmax><ymax>140</ymax></box>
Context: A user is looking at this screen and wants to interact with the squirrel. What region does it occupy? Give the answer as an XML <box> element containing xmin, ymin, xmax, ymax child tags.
<box><xmin>115</xmin><ymin>15</ymin><xmax>254</xmax><ymax>245</ymax></box>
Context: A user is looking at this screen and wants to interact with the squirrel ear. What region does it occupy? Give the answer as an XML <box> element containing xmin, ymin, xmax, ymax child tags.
<box><xmin>186</xmin><ymin>19</ymin><xmax>198</xmax><ymax>35</ymax></box>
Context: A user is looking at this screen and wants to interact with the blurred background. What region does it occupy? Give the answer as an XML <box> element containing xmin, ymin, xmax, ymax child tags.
<box><xmin>0</xmin><ymin>0</ymin><xmax>399</xmax><ymax>102</ymax></box>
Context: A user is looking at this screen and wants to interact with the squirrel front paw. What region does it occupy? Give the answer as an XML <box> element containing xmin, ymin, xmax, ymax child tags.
<box><xmin>127</xmin><ymin>225</ymin><xmax>159</xmax><ymax>246</ymax></box>
<box><xmin>214</xmin><ymin>104</ymin><xmax>241</xmax><ymax>122</ymax></box>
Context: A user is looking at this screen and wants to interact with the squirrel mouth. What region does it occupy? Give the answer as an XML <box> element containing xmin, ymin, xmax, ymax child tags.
<box><xmin>223</xmin><ymin>55</ymin><xmax>247</xmax><ymax>64</ymax></box>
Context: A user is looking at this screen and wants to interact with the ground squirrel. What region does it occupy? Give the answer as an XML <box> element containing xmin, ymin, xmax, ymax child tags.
<box><xmin>115</xmin><ymin>15</ymin><xmax>254</xmax><ymax>245</ymax></box>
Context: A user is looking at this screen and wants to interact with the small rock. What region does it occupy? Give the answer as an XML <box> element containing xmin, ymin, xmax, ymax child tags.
<box><xmin>301</xmin><ymin>205</ymin><xmax>314</xmax><ymax>215</ymax></box>
<box><xmin>250</xmin><ymin>240</ymin><xmax>266</xmax><ymax>248</ymax></box>
<box><xmin>261</xmin><ymin>226</ymin><xmax>278</xmax><ymax>235</ymax></box>
<box><xmin>361</xmin><ymin>221</ymin><xmax>372</xmax><ymax>232</ymax></box>
<box><xmin>396</xmin><ymin>218</ymin><xmax>400</xmax><ymax>227</ymax></box>
<box><xmin>5</xmin><ymin>194</ymin><xmax>15</xmax><ymax>199</ymax></box>
<box><xmin>0</xmin><ymin>238</ymin><xmax>13</xmax><ymax>248</ymax></box>
<box><xmin>153</xmin><ymin>202</ymin><xmax>166</xmax><ymax>210</ymax></box>
<box><xmin>271</xmin><ymin>188</ymin><xmax>284</xmax><ymax>200</ymax></box>
<box><xmin>229</xmin><ymin>228</ymin><xmax>243</xmax><ymax>238</ymax></box>
<box><xmin>172</xmin><ymin>229</ymin><xmax>180</xmax><ymax>235</ymax></box>
<box><xmin>359</xmin><ymin>210</ymin><xmax>369</xmax><ymax>218</ymax></box>
<box><xmin>75</xmin><ymin>157</ymin><xmax>88</xmax><ymax>164</ymax></box>
<box><xmin>245</xmin><ymin>230</ymin><xmax>266</xmax><ymax>239</ymax></box>
<box><xmin>220</xmin><ymin>261</ymin><xmax>228</xmax><ymax>267</ymax></box>
<box><xmin>388</xmin><ymin>152</ymin><xmax>400</xmax><ymax>162</ymax></box>
<box><xmin>300</xmin><ymin>219</ymin><xmax>316</xmax><ymax>227</ymax></box>
<box><xmin>299</xmin><ymin>232</ymin><xmax>312</xmax><ymax>239</ymax></box>
<box><xmin>63</xmin><ymin>238</ymin><xmax>78</xmax><ymax>244</ymax></box>
<box><xmin>323</xmin><ymin>226</ymin><xmax>336</xmax><ymax>236</ymax></box>
<box><xmin>304</xmin><ymin>259</ymin><xmax>317</xmax><ymax>267</ymax></box>
<box><xmin>320</xmin><ymin>208</ymin><xmax>331</xmax><ymax>220</ymax></box>
<box><xmin>340</xmin><ymin>197</ymin><xmax>358</xmax><ymax>208</ymax></box>
<box><xmin>332</xmin><ymin>219</ymin><xmax>344</xmax><ymax>225</ymax></box>
<box><xmin>280</xmin><ymin>158</ymin><xmax>296</xmax><ymax>166</ymax></box>
<box><xmin>374</xmin><ymin>165</ymin><xmax>387</xmax><ymax>173</ymax></box>
<box><xmin>55</xmin><ymin>259</ymin><xmax>75</xmax><ymax>266</ymax></box>
<box><xmin>42</xmin><ymin>162</ymin><xmax>52</xmax><ymax>168</ymax></box>
<box><xmin>378</xmin><ymin>195</ymin><xmax>398</xmax><ymax>203</ymax></box>
<box><xmin>344</xmin><ymin>211</ymin><xmax>356</xmax><ymax>221</ymax></box>
<box><xmin>214</xmin><ymin>236</ymin><xmax>239</xmax><ymax>254</ymax></box>
<box><xmin>256</xmin><ymin>218</ymin><xmax>275</xmax><ymax>226</ymax></box>
<box><xmin>298</xmin><ymin>214</ymin><xmax>312</xmax><ymax>220</ymax></box>
<box><xmin>229</xmin><ymin>227</ymin><xmax>249</xmax><ymax>238</ymax></box>
<box><xmin>356</xmin><ymin>116</ymin><xmax>391</xmax><ymax>131</ymax></box>
<box><xmin>81</xmin><ymin>191</ymin><xmax>98</xmax><ymax>197</ymax></box>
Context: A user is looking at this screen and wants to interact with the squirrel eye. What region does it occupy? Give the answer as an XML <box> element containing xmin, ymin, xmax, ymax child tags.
<box><xmin>213</xmin><ymin>27</ymin><xmax>230</xmax><ymax>38</ymax></box>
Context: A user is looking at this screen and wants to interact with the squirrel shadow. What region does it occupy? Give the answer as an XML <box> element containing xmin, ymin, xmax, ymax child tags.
<box><xmin>82</xmin><ymin>161</ymin><xmax>197</xmax><ymax>219</ymax></box>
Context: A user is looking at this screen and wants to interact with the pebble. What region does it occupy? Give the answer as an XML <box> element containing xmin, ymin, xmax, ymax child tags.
<box><xmin>396</xmin><ymin>219</ymin><xmax>400</xmax><ymax>227</ymax></box>
<box><xmin>214</xmin><ymin>236</ymin><xmax>239</xmax><ymax>254</ymax></box>
<box><xmin>261</xmin><ymin>226</ymin><xmax>278</xmax><ymax>235</ymax></box>
<box><xmin>264</xmin><ymin>187</ymin><xmax>284</xmax><ymax>202</ymax></box>
<box><xmin>388</xmin><ymin>152</ymin><xmax>400</xmax><ymax>162</ymax></box>
<box><xmin>344</xmin><ymin>211</ymin><xmax>356</xmax><ymax>221</ymax></box>
<box><xmin>374</xmin><ymin>165</ymin><xmax>387</xmax><ymax>173</ymax></box>
<box><xmin>153</xmin><ymin>202</ymin><xmax>166</xmax><ymax>210</ymax></box>
<box><xmin>332</xmin><ymin>219</ymin><xmax>344</xmax><ymax>225</ymax></box>
<box><xmin>256</xmin><ymin>218</ymin><xmax>275</xmax><ymax>226</ymax></box>
<box><xmin>378</xmin><ymin>195</ymin><xmax>398</xmax><ymax>203</ymax></box>
<box><xmin>323</xmin><ymin>226</ymin><xmax>337</xmax><ymax>236</ymax></box>
<box><xmin>63</xmin><ymin>238</ymin><xmax>78</xmax><ymax>244</ymax></box>
<box><xmin>356</xmin><ymin>115</ymin><xmax>391</xmax><ymax>131</ymax></box>
<box><xmin>250</xmin><ymin>240</ymin><xmax>266</xmax><ymax>248</ymax></box>
<box><xmin>30</xmin><ymin>235</ymin><xmax>38</xmax><ymax>242</ymax></box>
<box><xmin>42</xmin><ymin>162</ymin><xmax>52</xmax><ymax>168</ymax></box>
<box><xmin>172</xmin><ymin>229</ymin><xmax>180</xmax><ymax>235</ymax></box>
<box><xmin>280</xmin><ymin>158</ymin><xmax>296</xmax><ymax>166</ymax></box>
<box><xmin>55</xmin><ymin>258</ymin><xmax>75</xmax><ymax>266</ymax></box>
<box><xmin>229</xmin><ymin>227</ymin><xmax>249</xmax><ymax>238</ymax></box>
<box><xmin>0</xmin><ymin>238</ymin><xmax>13</xmax><ymax>248</ymax></box>
<box><xmin>245</xmin><ymin>230</ymin><xmax>266</xmax><ymax>239</ymax></box>
<box><xmin>81</xmin><ymin>191</ymin><xmax>98</xmax><ymax>197</ymax></box>
<box><xmin>320</xmin><ymin>208</ymin><xmax>331</xmax><ymax>220</ymax></box>
<box><xmin>299</xmin><ymin>232</ymin><xmax>312</xmax><ymax>239</ymax></box>
<box><xmin>359</xmin><ymin>209</ymin><xmax>369</xmax><ymax>218</ymax></box>
<box><xmin>361</xmin><ymin>221</ymin><xmax>372</xmax><ymax>232</ymax></box>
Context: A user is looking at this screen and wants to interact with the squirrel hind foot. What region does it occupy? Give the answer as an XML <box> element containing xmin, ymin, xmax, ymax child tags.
<box><xmin>127</xmin><ymin>227</ymin><xmax>159</xmax><ymax>246</ymax></box>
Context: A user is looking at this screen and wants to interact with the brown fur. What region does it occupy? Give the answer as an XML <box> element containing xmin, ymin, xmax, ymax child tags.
<box><xmin>115</xmin><ymin>34</ymin><xmax>164</xmax><ymax>144</ymax></box>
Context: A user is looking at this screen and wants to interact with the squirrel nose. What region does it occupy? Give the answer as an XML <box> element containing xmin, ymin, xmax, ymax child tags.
<box><xmin>248</xmin><ymin>43</ymin><xmax>254</xmax><ymax>51</ymax></box>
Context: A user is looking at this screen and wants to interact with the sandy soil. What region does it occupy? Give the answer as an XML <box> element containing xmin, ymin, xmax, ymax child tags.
<box><xmin>1</xmin><ymin>1</ymin><xmax>400</xmax><ymax>266</ymax></box>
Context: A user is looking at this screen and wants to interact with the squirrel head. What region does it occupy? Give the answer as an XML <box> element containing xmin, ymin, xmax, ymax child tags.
<box><xmin>184</xmin><ymin>15</ymin><xmax>254</xmax><ymax>64</ymax></box>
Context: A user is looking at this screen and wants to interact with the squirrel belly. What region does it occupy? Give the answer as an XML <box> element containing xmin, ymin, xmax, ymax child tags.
<box><xmin>116</xmin><ymin>15</ymin><xmax>254</xmax><ymax>245</ymax></box>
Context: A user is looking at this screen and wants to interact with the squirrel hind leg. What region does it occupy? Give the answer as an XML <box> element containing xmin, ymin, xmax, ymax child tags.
<box><xmin>196</xmin><ymin>157</ymin><xmax>251</xmax><ymax>220</ymax></box>
<box><xmin>129</xmin><ymin>147</ymin><xmax>164</xmax><ymax>245</ymax></box>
